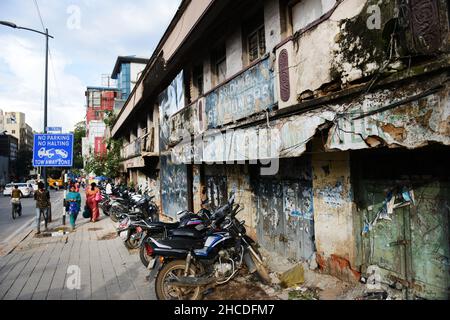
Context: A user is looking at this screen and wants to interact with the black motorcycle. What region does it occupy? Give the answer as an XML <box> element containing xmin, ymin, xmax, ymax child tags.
<box><xmin>147</xmin><ymin>194</ymin><xmax>270</xmax><ymax>300</ymax></box>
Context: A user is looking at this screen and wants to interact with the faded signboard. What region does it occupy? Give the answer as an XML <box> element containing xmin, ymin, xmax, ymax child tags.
<box><xmin>159</xmin><ymin>71</ymin><xmax>185</xmax><ymax>151</ymax></box>
<box><xmin>205</xmin><ymin>57</ymin><xmax>275</xmax><ymax>128</ymax></box>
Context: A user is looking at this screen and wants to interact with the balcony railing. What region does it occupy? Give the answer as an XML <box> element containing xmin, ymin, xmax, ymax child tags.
<box><xmin>120</xmin><ymin>127</ymin><xmax>155</xmax><ymax>159</ymax></box>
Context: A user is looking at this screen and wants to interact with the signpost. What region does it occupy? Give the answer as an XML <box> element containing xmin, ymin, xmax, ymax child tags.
<box><xmin>46</xmin><ymin>127</ymin><xmax>63</xmax><ymax>134</ymax></box>
<box><xmin>33</xmin><ymin>134</ymin><xmax>74</xmax><ymax>167</ymax></box>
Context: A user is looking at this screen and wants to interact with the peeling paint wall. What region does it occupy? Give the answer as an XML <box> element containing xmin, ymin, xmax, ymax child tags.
<box><xmin>327</xmin><ymin>77</ymin><xmax>450</xmax><ymax>151</ymax></box>
<box><xmin>311</xmin><ymin>138</ymin><xmax>359</xmax><ymax>281</ymax></box>
<box><xmin>255</xmin><ymin>157</ymin><xmax>316</xmax><ymax>261</ymax></box>
<box><xmin>226</xmin><ymin>29</ymin><xmax>244</xmax><ymax>78</ymax></box>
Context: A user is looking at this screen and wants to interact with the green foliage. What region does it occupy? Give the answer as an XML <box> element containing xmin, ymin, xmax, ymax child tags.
<box><xmin>73</xmin><ymin>121</ymin><xmax>86</xmax><ymax>169</ymax></box>
<box><xmin>104</xmin><ymin>111</ymin><xmax>118</xmax><ymax>129</ymax></box>
<box><xmin>84</xmin><ymin>137</ymin><xmax>122</xmax><ymax>178</ymax></box>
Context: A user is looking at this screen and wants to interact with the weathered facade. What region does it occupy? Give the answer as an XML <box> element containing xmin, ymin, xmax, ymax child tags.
<box><xmin>112</xmin><ymin>0</ymin><xmax>450</xmax><ymax>299</ymax></box>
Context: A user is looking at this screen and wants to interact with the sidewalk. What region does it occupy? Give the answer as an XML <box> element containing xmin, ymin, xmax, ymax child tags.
<box><xmin>0</xmin><ymin>198</ymin><xmax>155</xmax><ymax>300</ymax></box>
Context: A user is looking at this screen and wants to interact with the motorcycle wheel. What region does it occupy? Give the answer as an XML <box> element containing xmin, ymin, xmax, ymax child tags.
<box><xmin>140</xmin><ymin>244</ymin><xmax>152</xmax><ymax>267</ymax></box>
<box><xmin>155</xmin><ymin>260</ymin><xmax>202</xmax><ymax>300</ymax></box>
<box><xmin>124</xmin><ymin>234</ymin><xmax>140</xmax><ymax>250</ymax></box>
<box><xmin>110</xmin><ymin>211</ymin><xmax>119</xmax><ymax>223</ymax></box>
<box><xmin>249</xmin><ymin>245</ymin><xmax>271</xmax><ymax>284</ymax></box>
<box><xmin>11</xmin><ymin>207</ymin><xmax>17</xmax><ymax>220</ymax></box>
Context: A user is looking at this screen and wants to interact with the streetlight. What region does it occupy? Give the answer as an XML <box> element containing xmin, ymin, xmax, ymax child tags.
<box><xmin>0</xmin><ymin>21</ymin><xmax>54</xmax><ymax>191</ymax></box>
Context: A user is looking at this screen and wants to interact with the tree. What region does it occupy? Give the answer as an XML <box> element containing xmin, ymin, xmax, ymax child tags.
<box><xmin>73</xmin><ymin>121</ymin><xmax>86</xmax><ymax>169</ymax></box>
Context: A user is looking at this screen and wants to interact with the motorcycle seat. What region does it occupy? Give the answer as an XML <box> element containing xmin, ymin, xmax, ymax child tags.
<box><xmin>169</xmin><ymin>228</ymin><xmax>205</xmax><ymax>239</ymax></box>
<box><xmin>154</xmin><ymin>238</ymin><xmax>204</xmax><ymax>250</ymax></box>
<box><xmin>149</xmin><ymin>221</ymin><xmax>180</xmax><ymax>229</ymax></box>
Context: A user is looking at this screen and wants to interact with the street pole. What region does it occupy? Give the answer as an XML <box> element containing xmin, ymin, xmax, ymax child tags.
<box><xmin>43</xmin><ymin>28</ymin><xmax>51</xmax><ymax>222</ymax></box>
<box><xmin>43</xmin><ymin>28</ymin><xmax>48</xmax><ymax>191</ymax></box>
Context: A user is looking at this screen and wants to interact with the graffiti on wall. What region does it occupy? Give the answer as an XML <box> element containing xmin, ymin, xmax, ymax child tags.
<box><xmin>159</xmin><ymin>71</ymin><xmax>185</xmax><ymax>151</ymax></box>
<box><xmin>205</xmin><ymin>57</ymin><xmax>275</xmax><ymax>128</ymax></box>
<box><xmin>160</xmin><ymin>155</ymin><xmax>189</xmax><ymax>218</ymax></box>
<box><xmin>317</xmin><ymin>179</ymin><xmax>348</xmax><ymax>208</ymax></box>
<box><xmin>256</xmin><ymin>158</ymin><xmax>315</xmax><ymax>261</ymax></box>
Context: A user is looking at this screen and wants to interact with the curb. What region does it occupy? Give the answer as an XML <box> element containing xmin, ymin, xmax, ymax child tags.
<box><xmin>4</xmin><ymin>229</ymin><xmax>34</xmax><ymax>256</ymax></box>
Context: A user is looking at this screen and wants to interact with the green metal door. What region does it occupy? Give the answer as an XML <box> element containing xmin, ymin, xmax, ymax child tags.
<box><xmin>360</xmin><ymin>180</ymin><xmax>449</xmax><ymax>300</ymax></box>
<box><xmin>361</xmin><ymin>182</ymin><xmax>408</xmax><ymax>295</ymax></box>
<box><xmin>408</xmin><ymin>182</ymin><xmax>449</xmax><ymax>299</ymax></box>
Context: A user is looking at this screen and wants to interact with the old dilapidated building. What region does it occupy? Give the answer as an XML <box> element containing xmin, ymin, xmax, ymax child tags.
<box><xmin>111</xmin><ymin>0</ymin><xmax>450</xmax><ymax>299</ymax></box>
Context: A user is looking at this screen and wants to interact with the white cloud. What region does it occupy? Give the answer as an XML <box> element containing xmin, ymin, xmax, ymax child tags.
<box><xmin>0</xmin><ymin>34</ymin><xmax>85</xmax><ymax>132</ymax></box>
<box><xmin>0</xmin><ymin>0</ymin><xmax>181</xmax><ymax>133</ymax></box>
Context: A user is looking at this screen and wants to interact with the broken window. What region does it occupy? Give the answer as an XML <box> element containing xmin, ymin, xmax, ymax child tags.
<box><xmin>290</xmin><ymin>0</ymin><xmax>336</xmax><ymax>32</ymax></box>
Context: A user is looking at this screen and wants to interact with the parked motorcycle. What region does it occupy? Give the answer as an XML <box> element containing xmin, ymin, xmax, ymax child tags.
<box><xmin>146</xmin><ymin>193</ymin><xmax>270</xmax><ymax>300</ymax></box>
<box><xmin>135</xmin><ymin>207</ymin><xmax>212</xmax><ymax>266</ymax></box>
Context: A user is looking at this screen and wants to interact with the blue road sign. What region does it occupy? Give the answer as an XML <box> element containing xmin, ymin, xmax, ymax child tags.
<box><xmin>33</xmin><ymin>134</ymin><xmax>74</xmax><ymax>167</ymax></box>
<box><xmin>46</xmin><ymin>127</ymin><xmax>63</xmax><ymax>133</ymax></box>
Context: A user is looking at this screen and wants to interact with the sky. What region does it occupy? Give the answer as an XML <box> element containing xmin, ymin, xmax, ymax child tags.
<box><xmin>0</xmin><ymin>0</ymin><xmax>181</xmax><ymax>133</ymax></box>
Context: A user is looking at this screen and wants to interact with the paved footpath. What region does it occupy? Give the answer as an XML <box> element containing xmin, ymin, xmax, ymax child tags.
<box><xmin>0</xmin><ymin>196</ymin><xmax>155</xmax><ymax>300</ymax></box>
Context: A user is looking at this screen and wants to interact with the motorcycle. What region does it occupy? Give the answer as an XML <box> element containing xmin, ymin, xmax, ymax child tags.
<box><xmin>136</xmin><ymin>206</ymin><xmax>212</xmax><ymax>267</ymax></box>
<box><xmin>147</xmin><ymin>193</ymin><xmax>271</xmax><ymax>300</ymax></box>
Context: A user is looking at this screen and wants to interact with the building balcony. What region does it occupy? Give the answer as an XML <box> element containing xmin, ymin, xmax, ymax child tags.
<box><xmin>120</xmin><ymin>127</ymin><xmax>156</xmax><ymax>160</ymax></box>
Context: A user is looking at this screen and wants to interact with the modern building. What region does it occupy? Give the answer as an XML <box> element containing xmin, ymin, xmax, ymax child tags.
<box><xmin>2</xmin><ymin>111</ymin><xmax>34</xmax><ymax>152</ymax></box>
<box><xmin>0</xmin><ymin>133</ymin><xmax>18</xmax><ymax>184</ymax></box>
<box><xmin>111</xmin><ymin>0</ymin><xmax>450</xmax><ymax>299</ymax></box>
<box><xmin>111</xmin><ymin>56</ymin><xmax>149</xmax><ymax>113</ymax></box>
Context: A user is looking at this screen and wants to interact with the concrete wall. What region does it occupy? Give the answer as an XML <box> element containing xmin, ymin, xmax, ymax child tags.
<box><xmin>311</xmin><ymin>138</ymin><xmax>360</xmax><ymax>282</ymax></box>
<box><xmin>226</xmin><ymin>29</ymin><xmax>243</xmax><ymax>78</ymax></box>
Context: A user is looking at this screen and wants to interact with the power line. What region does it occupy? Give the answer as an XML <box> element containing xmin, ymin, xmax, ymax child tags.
<box><xmin>33</xmin><ymin>0</ymin><xmax>46</xmax><ymax>31</ymax></box>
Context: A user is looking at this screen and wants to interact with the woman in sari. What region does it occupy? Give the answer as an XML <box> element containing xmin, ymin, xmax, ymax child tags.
<box><xmin>86</xmin><ymin>182</ymin><xmax>101</xmax><ymax>222</ymax></box>
<box><xmin>66</xmin><ymin>184</ymin><xmax>81</xmax><ymax>231</ymax></box>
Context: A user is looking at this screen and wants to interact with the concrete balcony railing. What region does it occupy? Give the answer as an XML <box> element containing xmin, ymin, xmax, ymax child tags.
<box><xmin>120</xmin><ymin>127</ymin><xmax>155</xmax><ymax>160</ymax></box>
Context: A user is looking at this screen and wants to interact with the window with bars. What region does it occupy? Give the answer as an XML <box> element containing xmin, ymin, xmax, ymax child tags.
<box><xmin>248</xmin><ymin>26</ymin><xmax>266</xmax><ymax>63</ymax></box>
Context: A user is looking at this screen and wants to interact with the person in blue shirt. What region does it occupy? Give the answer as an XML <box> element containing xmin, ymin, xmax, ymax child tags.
<box><xmin>65</xmin><ymin>184</ymin><xmax>81</xmax><ymax>231</ymax></box>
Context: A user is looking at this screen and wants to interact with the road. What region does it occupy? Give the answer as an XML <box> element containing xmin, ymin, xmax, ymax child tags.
<box><xmin>0</xmin><ymin>190</ymin><xmax>64</xmax><ymax>256</ymax></box>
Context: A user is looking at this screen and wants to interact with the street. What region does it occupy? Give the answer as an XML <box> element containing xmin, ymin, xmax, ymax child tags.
<box><xmin>0</xmin><ymin>190</ymin><xmax>64</xmax><ymax>256</ymax></box>
<box><xmin>0</xmin><ymin>195</ymin><xmax>156</xmax><ymax>300</ymax></box>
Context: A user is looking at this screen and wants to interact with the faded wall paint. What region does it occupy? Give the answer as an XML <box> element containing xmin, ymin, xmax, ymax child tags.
<box><xmin>263</xmin><ymin>0</ymin><xmax>282</xmax><ymax>53</ymax></box>
<box><xmin>160</xmin><ymin>155</ymin><xmax>189</xmax><ymax>218</ymax></box>
<box><xmin>226</xmin><ymin>28</ymin><xmax>244</xmax><ymax>78</ymax></box>
<box><xmin>312</xmin><ymin>138</ymin><xmax>359</xmax><ymax>282</ymax></box>
<box><xmin>205</xmin><ymin>57</ymin><xmax>275</xmax><ymax>128</ymax></box>
<box><xmin>327</xmin><ymin>78</ymin><xmax>450</xmax><ymax>151</ymax></box>
<box><xmin>159</xmin><ymin>71</ymin><xmax>185</xmax><ymax>151</ymax></box>
<box><xmin>256</xmin><ymin>157</ymin><xmax>316</xmax><ymax>261</ymax></box>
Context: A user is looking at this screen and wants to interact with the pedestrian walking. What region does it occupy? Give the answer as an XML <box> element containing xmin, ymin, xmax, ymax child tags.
<box><xmin>34</xmin><ymin>182</ymin><xmax>50</xmax><ymax>234</ymax></box>
<box><xmin>66</xmin><ymin>184</ymin><xmax>81</xmax><ymax>231</ymax></box>
<box><xmin>86</xmin><ymin>182</ymin><xmax>101</xmax><ymax>223</ymax></box>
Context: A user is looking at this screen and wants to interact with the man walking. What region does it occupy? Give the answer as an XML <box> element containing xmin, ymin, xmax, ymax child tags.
<box><xmin>34</xmin><ymin>182</ymin><xmax>51</xmax><ymax>234</ymax></box>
